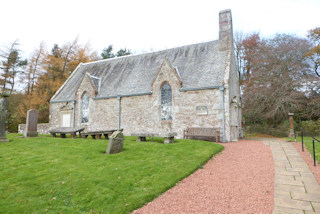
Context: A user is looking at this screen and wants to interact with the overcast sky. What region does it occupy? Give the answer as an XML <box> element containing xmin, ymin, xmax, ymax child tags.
<box><xmin>1</xmin><ymin>0</ymin><xmax>319</xmax><ymax>58</ymax></box>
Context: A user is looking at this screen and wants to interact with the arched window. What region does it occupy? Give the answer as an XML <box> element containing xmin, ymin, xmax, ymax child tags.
<box><xmin>161</xmin><ymin>82</ymin><xmax>172</xmax><ymax>120</ymax></box>
<box><xmin>81</xmin><ymin>92</ymin><xmax>90</xmax><ymax>123</ymax></box>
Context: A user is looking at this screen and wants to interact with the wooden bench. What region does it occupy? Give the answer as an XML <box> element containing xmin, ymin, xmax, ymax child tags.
<box><xmin>184</xmin><ymin>127</ymin><xmax>220</xmax><ymax>143</ymax></box>
<box><xmin>131</xmin><ymin>132</ymin><xmax>177</xmax><ymax>144</ymax></box>
<box><xmin>81</xmin><ymin>129</ymin><xmax>118</xmax><ymax>139</ymax></box>
<box><xmin>49</xmin><ymin>127</ymin><xmax>85</xmax><ymax>138</ymax></box>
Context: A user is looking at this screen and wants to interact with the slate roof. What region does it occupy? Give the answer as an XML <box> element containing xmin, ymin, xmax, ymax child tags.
<box><xmin>51</xmin><ymin>40</ymin><xmax>227</xmax><ymax>102</ymax></box>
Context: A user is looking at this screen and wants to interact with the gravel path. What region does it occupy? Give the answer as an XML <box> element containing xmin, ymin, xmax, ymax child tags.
<box><xmin>133</xmin><ymin>140</ymin><xmax>274</xmax><ymax>213</ymax></box>
<box><xmin>292</xmin><ymin>142</ymin><xmax>320</xmax><ymax>185</ymax></box>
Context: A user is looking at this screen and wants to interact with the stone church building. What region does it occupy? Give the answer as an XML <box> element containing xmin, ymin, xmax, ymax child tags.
<box><xmin>49</xmin><ymin>9</ymin><xmax>242</xmax><ymax>142</ymax></box>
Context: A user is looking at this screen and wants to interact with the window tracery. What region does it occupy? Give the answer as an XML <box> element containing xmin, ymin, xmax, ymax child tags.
<box><xmin>161</xmin><ymin>82</ymin><xmax>172</xmax><ymax>120</ymax></box>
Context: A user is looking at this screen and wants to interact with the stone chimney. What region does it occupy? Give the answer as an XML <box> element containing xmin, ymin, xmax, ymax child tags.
<box><xmin>219</xmin><ymin>9</ymin><xmax>233</xmax><ymax>52</ymax></box>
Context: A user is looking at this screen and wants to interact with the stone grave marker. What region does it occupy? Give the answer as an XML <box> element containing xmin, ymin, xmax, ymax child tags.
<box><xmin>0</xmin><ymin>96</ymin><xmax>9</xmax><ymax>142</ymax></box>
<box><xmin>24</xmin><ymin>109</ymin><xmax>39</xmax><ymax>137</ymax></box>
<box><xmin>106</xmin><ymin>130</ymin><xmax>124</xmax><ymax>154</ymax></box>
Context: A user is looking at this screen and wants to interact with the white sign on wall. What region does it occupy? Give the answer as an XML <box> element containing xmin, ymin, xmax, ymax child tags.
<box><xmin>196</xmin><ymin>106</ymin><xmax>208</xmax><ymax>115</ymax></box>
<box><xmin>62</xmin><ymin>113</ymin><xmax>71</xmax><ymax>127</ymax></box>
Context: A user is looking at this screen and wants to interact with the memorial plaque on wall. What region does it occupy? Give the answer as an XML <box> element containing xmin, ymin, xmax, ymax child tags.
<box><xmin>196</xmin><ymin>106</ymin><xmax>208</xmax><ymax>115</ymax></box>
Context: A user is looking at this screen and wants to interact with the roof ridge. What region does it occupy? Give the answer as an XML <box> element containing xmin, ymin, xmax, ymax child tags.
<box><xmin>82</xmin><ymin>40</ymin><xmax>219</xmax><ymax>66</ymax></box>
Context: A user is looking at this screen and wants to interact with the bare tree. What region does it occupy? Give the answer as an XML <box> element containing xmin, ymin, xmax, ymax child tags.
<box><xmin>234</xmin><ymin>31</ymin><xmax>245</xmax><ymax>82</ymax></box>
<box><xmin>62</xmin><ymin>36</ymin><xmax>79</xmax><ymax>75</ymax></box>
<box><xmin>242</xmin><ymin>34</ymin><xmax>312</xmax><ymax>124</ymax></box>
<box><xmin>22</xmin><ymin>42</ymin><xmax>46</xmax><ymax>95</ymax></box>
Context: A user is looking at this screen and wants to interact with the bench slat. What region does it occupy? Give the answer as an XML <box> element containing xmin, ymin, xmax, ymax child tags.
<box><xmin>184</xmin><ymin>127</ymin><xmax>220</xmax><ymax>142</ymax></box>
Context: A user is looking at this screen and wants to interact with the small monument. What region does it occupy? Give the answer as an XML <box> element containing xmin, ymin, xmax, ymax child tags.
<box><xmin>24</xmin><ymin>109</ymin><xmax>39</xmax><ymax>137</ymax></box>
<box><xmin>106</xmin><ymin>130</ymin><xmax>124</xmax><ymax>154</ymax></box>
<box><xmin>0</xmin><ymin>96</ymin><xmax>9</xmax><ymax>142</ymax></box>
<box><xmin>288</xmin><ymin>113</ymin><xmax>295</xmax><ymax>138</ymax></box>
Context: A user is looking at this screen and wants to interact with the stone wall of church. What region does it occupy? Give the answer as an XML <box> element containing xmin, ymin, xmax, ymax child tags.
<box><xmin>72</xmin><ymin>88</ymin><xmax>223</xmax><ymax>139</ymax></box>
<box><xmin>50</xmin><ymin>91</ymin><xmax>223</xmax><ymax>139</ymax></box>
<box><xmin>49</xmin><ymin>102</ymin><xmax>74</xmax><ymax>128</ymax></box>
<box><xmin>227</xmin><ymin>48</ymin><xmax>241</xmax><ymax>141</ymax></box>
<box><xmin>119</xmin><ymin>89</ymin><xmax>223</xmax><ymax>139</ymax></box>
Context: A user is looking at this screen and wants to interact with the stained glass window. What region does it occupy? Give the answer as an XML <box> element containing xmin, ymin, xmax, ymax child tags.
<box><xmin>81</xmin><ymin>93</ymin><xmax>89</xmax><ymax>123</ymax></box>
<box><xmin>161</xmin><ymin>82</ymin><xmax>172</xmax><ymax>120</ymax></box>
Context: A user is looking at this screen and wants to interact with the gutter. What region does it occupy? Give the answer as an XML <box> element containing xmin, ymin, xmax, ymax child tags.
<box><xmin>179</xmin><ymin>86</ymin><xmax>222</xmax><ymax>92</ymax></box>
<box><xmin>118</xmin><ymin>96</ymin><xmax>121</xmax><ymax>129</ymax></box>
<box><xmin>51</xmin><ymin>86</ymin><xmax>223</xmax><ymax>103</ymax></box>
<box><xmin>220</xmin><ymin>86</ymin><xmax>226</xmax><ymax>143</ymax></box>
<box><xmin>93</xmin><ymin>92</ymin><xmax>152</xmax><ymax>100</ymax></box>
<box><xmin>72</xmin><ymin>100</ymin><xmax>76</xmax><ymax>128</ymax></box>
<box><xmin>50</xmin><ymin>99</ymin><xmax>76</xmax><ymax>103</ymax></box>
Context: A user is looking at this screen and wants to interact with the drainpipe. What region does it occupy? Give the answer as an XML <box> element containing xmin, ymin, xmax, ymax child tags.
<box><xmin>220</xmin><ymin>86</ymin><xmax>226</xmax><ymax>143</ymax></box>
<box><xmin>72</xmin><ymin>100</ymin><xmax>76</xmax><ymax>128</ymax></box>
<box><xmin>118</xmin><ymin>96</ymin><xmax>121</xmax><ymax>129</ymax></box>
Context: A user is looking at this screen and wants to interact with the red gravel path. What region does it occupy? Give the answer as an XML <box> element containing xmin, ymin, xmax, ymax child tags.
<box><xmin>133</xmin><ymin>140</ymin><xmax>274</xmax><ymax>214</ymax></box>
<box><xmin>292</xmin><ymin>142</ymin><xmax>320</xmax><ymax>185</ymax></box>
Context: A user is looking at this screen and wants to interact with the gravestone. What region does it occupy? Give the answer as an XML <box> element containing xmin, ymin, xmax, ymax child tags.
<box><xmin>106</xmin><ymin>130</ymin><xmax>124</xmax><ymax>154</ymax></box>
<box><xmin>0</xmin><ymin>97</ymin><xmax>9</xmax><ymax>142</ymax></box>
<box><xmin>24</xmin><ymin>109</ymin><xmax>39</xmax><ymax>137</ymax></box>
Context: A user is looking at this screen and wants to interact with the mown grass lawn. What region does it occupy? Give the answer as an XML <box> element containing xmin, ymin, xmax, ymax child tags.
<box><xmin>0</xmin><ymin>134</ymin><xmax>223</xmax><ymax>214</ymax></box>
<box><xmin>288</xmin><ymin>136</ymin><xmax>320</xmax><ymax>164</ymax></box>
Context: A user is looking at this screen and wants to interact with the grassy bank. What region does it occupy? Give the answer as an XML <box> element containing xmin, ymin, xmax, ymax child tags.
<box><xmin>288</xmin><ymin>136</ymin><xmax>320</xmax><ymax>164</ymax></box>
<box><xmin>0</xmin><ymin>134</ymin><xmax>223</xmax><ymax>213</ymax></box>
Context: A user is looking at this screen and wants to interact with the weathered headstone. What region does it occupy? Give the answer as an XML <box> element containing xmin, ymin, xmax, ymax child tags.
<box><xmin>0</xmin><ymin>96</ymin><xmax>9</xmax><ymax>142</ymax></box>
<box><xmin>24</xmin><ymin>109</ymin><xmax>39</xmax><ymax>137</ymax></box>
<box><xmin>288</xmin><ymin>113</ymin><xmax>295</xmax><ymax>138</ymax></box>
<box><xmin>106</xmin><ymin>130</ymin><xmax>124</xmax><ymax>154</ymax></box>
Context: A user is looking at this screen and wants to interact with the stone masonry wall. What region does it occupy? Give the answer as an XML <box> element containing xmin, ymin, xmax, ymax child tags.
<box><xmin>18</xmin><ymin>123</ymin><xmax>50</xmax><ymax>134</ymax></box>
<box><xmin>49</xmin><ymin>102</ymin><xmax>74</xmax><ymax>128</ymax></box>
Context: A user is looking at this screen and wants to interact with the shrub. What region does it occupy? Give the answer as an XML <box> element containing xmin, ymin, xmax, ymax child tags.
<box><xmin>246</xmin><ymin>124</ymin><xmax>288</xmax><ymax>137</ymax></box>
<box><xmin>300</xmin><ymin>120</ymin><xmax>320</xmax><ymax>136</ymax></box>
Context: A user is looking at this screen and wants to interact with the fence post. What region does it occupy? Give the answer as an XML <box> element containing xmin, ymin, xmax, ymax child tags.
<box><xmin>302</xmin><ymin>131</ymin><xmax>304</xmax><ymax>152</ymax></box>
<box><xmin>313</xmin><ymin>139</ymin><xmax>316</xmax><ymax>166</ymax></box>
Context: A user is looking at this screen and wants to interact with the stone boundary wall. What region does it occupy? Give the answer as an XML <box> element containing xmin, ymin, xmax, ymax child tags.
<box><xmin>18</xmin><ymin>123</ymin><xmax>50</xmax><ymax>134</ymax></box>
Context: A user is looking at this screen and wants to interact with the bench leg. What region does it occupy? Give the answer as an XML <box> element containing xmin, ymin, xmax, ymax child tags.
<box><xmin>61</xmin><ymin>133</ymin><xmax>66</xmax><ymax>138</ymax></box>
<box><xmin>97</xmin><ymin>134</ymin><xmax>102</xmax><ymax>139</ymax></box>
<box><xmin>82</xmin><ymin>135</ymin><xmax>88</xmax><ymax>139</ymax></box>
<box><xmin>164</xmin><ymin>137</ymin><xmax>174</xmax><ymax>144</ymax></box>
<box><xmin>51</xmin><ymin>133</ymin><xmax>56</xmax><ymax>137</ymax></box>
<box><xmin>91</xmin><ymin>135</ymin><xmax>96</xmax><ymax>139</ymax></box>
<box><xmin>136</xmin><ymin>136</ymin><xmax>146</xmax><ymax>142</ymax></box>
<box><xmin>71</xmin><ymin>133</ymin><xmax>76</xmax><ymax>138</ymax></box>
<box><xmin>103</xmin><ymin>134</ymin><xmax>108</xmax><ymax>139</ymax></box>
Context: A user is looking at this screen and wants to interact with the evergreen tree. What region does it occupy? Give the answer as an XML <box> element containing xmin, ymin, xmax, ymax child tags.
<box><xmin>0</xmin><ymin>40</ymin><xmax>27</xmax><ymax>95</ymax></box>
<box><xmin>116</xmin><ymin>48</ymin><xmax>131</xmax><ymax>57</ymax></box>
<box><xmin>101</xmin><ymin>45</ymin><xmax>115</xmax><ymax>59</ymax></box>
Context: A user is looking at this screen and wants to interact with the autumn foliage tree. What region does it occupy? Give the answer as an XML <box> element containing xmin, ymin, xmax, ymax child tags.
<box><xmin>241</xmin><ymin>34</ymin><xmax>313</xmax><ymax>125</ymax></box>
<box><xmin>18</xmin><ymin>40</ymin><xmax>98</xmax><ymax>123</ymax></box>
<box><xmin>303</xmin><ymin>27</ymin><xmax>320</xmax><ymax>120</ymax></box>
<box><xmin>306</xmin><ymin>27</ymin><xmax>320</xmax><ymax>77</ymax></box>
